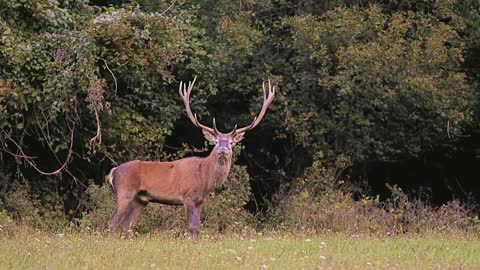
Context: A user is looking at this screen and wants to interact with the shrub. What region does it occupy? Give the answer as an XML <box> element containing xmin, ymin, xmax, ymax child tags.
<box><xmin>273</xmin><ymin>154</ymin><xmax>477</xmax><ymax>235</ymax></box>
<box><xmin>79</xmin><ymin>182</ymin><xmax>116</xmax><ymax>231</ymax></box>
<box><xmin>0</xmin><ymin>176</ymin><xmax>68</xmax><ymax>231</ymax></box>
<box><xmin>0</xmin><ymin>210</ymin><xmax>16</xmax><ymax>236</ymax></box>
<box><xmin>201</xmin><ymin>165</ymin><xmax>253</xmax><ymax>233</ymax></box>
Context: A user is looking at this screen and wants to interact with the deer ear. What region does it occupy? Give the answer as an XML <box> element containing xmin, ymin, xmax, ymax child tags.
<box><xmin>232</xmin><ymin>132</ymin><xmax>245</xmax><ymax>143</ymax></box>
<box><xmin>202</xmin><ymin>129</ymin><xmax>217</xmax><ymax>142</ymax></box>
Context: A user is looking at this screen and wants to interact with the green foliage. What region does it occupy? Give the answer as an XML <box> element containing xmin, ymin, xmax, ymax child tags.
<box><xmin>284</xmin><ymin>5</ymin><xmax>475</xmax><ymax>160</ymax></box>
<box><xmin>104</xmin><ymin>107</ymin><xmax>172</xmax><ymax>161</ymax></box>
<box><xmin>0</xmin><ymin>0</ymin><xmax>479</xmax><ymax>234</ymax></box>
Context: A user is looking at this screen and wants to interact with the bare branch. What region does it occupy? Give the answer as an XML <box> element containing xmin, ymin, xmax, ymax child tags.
<box><xmin>101</xmin><ymin>58</ymin><xmax>118</xmax><ymax>96</ymax></box>
<box><xmin>158</xmin><ymin>0</ymin><xmax>176</xmax><ymax>17</ymax></box>
<box><xmin>2</xmin><ymin>122</ymin><xmax>75</xmax><ymax>176</ymax></box>
<box><xmin>447</xmin><ymin>120</ymin><xmax>451</xmax><ymax>139</ymax></box>
<box><xmin>89</xmin><ymin>108</ymin><xmax>102</xmax><ymax>149</ymax></box>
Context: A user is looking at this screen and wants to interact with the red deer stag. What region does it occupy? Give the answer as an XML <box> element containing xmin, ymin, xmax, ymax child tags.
<box><xmin>107</xmin><ymin>77</ymin><xmax>275</xmax><ymax>240</ymax></box>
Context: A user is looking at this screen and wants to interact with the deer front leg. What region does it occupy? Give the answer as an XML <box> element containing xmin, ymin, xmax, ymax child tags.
<box><xmin>184</xmin><ymin>200</ymin><xmax>202</xmax><ymax>241</ymax></box>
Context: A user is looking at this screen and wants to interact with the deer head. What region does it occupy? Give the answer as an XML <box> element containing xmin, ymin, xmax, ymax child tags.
<box><xmin>178</xmin><ymin>77</ymin><xmax>275</xmax><ymax>157</ymax></box>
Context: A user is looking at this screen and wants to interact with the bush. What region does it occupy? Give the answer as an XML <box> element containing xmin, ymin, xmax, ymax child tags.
<box><xmin>0</xmin><ymin>210</ymin><xmax>16</xmax><ymax>236</ymax></box>
<box><xmin>201</xmin><ymin>165</ymin><xmax>253</xmax><ymax>233</ymax></box>
<box><xmin>273</xmin><ymin>155</ymin><xmax>477</xmax><ymax>235</ymax></box>
<box><xmin>0</xmin><ymin>175</ymin><xmax>68</xmax><ymax>231</ymax></box>
<box><xmin>79</xmin><ymin>182</ymin><xmax>116</xmax><ymax>231</ymax></box>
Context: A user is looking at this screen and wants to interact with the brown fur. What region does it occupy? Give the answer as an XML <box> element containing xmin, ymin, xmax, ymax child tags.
<box><xmin>107</xmin><ymin>144</ymin><xmax>232</xmax><ymax>240</ymax></box>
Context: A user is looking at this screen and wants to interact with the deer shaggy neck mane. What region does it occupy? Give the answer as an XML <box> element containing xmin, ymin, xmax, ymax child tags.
<box><xmin>206</xmin><ymin>148</ymin><xmax>232</xmax><ymax>189</ymax></box>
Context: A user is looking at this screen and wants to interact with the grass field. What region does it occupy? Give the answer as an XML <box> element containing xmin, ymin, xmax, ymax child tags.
<box><xmin>1</xmin><ymin>231</ymin><xmax>479</xmax><ymax>269</ymax></box>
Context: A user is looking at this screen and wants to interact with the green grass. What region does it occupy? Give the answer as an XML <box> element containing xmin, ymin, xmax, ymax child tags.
<box><xmin>1</xmin><ymin>231</ymin><xmax>479</xmax><ymax>269</ymax></box>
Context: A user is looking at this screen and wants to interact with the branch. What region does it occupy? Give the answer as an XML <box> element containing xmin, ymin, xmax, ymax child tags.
<box><xmin>89</xmin><ymin>108</ymin><xmax>102</xmax><ymax>149</ymax></box>
<box><xmin>446</xmin><ymin>120</ymin><xmax>451</xmax><ymax>139</ymax></box>
<box><xmin>3</xmin><ymin>122</ymin><xmax>75</xmax><ymax>176</ymax></box>
<box><xmin>100</xmin><ymin>58</ymin><xmax>117</xmax><ymax>96</ymax></box>
<box><xmin>158</xmin><ymin>0</ymin><xmax>176</xmax><ymax>17</ymax></box>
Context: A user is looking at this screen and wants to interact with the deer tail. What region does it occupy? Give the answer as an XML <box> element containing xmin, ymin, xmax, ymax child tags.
<box><xmin>107</xmin><ymin>167</ymin><xmax>117</xmax><ymax>188</ymax></box>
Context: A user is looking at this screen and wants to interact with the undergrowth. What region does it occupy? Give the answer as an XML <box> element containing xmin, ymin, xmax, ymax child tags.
<box><xmin>1</xmin><ymin>155</ymin><xmax>478</xmax><ymax>236</ymax></box>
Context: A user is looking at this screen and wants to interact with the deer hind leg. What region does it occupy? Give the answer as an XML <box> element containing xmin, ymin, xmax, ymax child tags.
<box><xmin>108</xmin><ymin>191</ymin><xmax>136</xmax><ymax>234</ymax></box>
<box><xmin>184</xmin><ymin>200</ymin><xmax>202</xmax><ymax>241</ymax></box>
<box><xmin>120</xmin><ymin>198</ymin><xmax>147</xmax><ymax>233</ymax></box>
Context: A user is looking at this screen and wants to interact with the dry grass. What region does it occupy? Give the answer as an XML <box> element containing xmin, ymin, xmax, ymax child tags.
<box><xmin>1</xmin><ymin>230</ymin><xmax>479</xmax><ymax>269</ymax></box>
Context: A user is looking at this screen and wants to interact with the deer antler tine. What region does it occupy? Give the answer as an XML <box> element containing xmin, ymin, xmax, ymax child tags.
<box><xmin>188</xmin><ymin>76</ymin><xmax>197</xmax><ymax>95</ymax></box>
<box><xmin>194</xmin><ymin>113</ymin><xmax>199</xmax><ymax>125</ymax></box>
<box><xmin>262</xmin><ymin>81</ymin><xmax>266</xmax><ymax>100</ymax></box>
<box><xmin>268</xmin><ymin>79</ymin><xmax>272</xmax><ymax>97</ymax></box>
<box><xmin>229</xmin><ymin>124</ymin><xmax>238</xmax><ymax>135</ymax></box>
<box><xmin>213</xmin><ymin>117</ymin><xmax>219</xmax><ymax>135</ymax></box>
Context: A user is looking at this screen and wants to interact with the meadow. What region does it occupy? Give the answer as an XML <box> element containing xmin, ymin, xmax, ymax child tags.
<box><xmin>1</xmin><ymin>231</ymin><xmax>479</xmax><ymax>270</ymax></box>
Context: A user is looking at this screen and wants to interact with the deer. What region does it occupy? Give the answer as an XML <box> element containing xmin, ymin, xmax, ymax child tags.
<box><xmin>107</xmin><ymin>77</ymin><xmax>275</xmax><ymax>240</ymax></box>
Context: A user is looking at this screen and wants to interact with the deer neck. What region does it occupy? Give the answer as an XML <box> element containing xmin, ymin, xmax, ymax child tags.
<box><xmin>206</xmin><ymin>150</ymin><xmax>232</xmax><ymax>189</ymax></box>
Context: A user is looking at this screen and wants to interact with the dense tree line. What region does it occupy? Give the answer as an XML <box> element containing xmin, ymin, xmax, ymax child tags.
<box><xmin>0</xmin><ymin>0</ymin><xmax>479</xmax><ymax>229</ymax></box>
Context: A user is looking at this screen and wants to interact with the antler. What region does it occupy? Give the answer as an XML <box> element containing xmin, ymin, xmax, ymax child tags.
<box><xmin>179</xmin><ymin>77</ymin><xmax>220</xmax><ymax>135</ymax></box>
<box><xmin>230</xmin><ymin>79</ymin><xmax>275</xmax><ymax>135</ymax></box>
